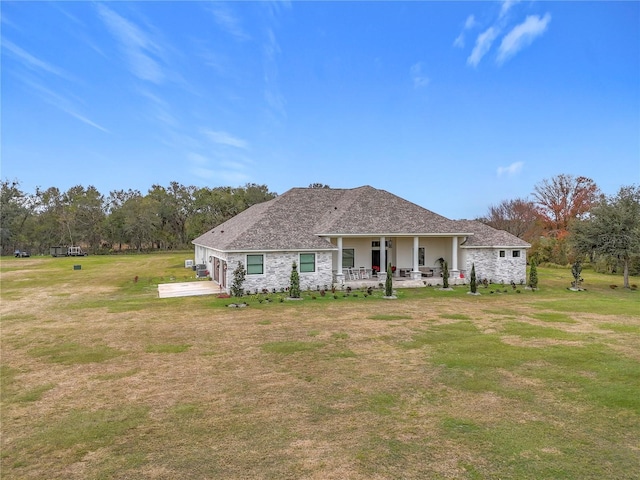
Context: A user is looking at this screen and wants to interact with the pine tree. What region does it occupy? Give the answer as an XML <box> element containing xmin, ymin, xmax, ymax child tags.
<box><xmin>528</xmin><ymin>260</ymin><xmax>538</xmax><ymax>290</ymax></box>
<box><xmin>230</xmin><ymin>261</ymin><xmax>246</xmax><ymax>297</ymax></box>
<box><xmin>289</xmin><ymin>261</ymin><xmax>300</xmax><ymax>298</ymax></box>
<box><xmin>443</xmin><ymin>261</ymin><xmax>449</xmax><ymax>289</ymax></box>
<box><xmin>385</xmin><ymin>262</ymin><xmax>393</xmax><ymax>297</ymax></box>
<box><xmin>470</xmin><ymin>263</ymin><xmax>477</xmax><ymax>294</ymax></box>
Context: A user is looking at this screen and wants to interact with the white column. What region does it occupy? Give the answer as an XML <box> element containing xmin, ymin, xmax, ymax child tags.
<box><xmin>335</xmin><ymin>237</ymin><xmax>345</xmax><ymax>285</ymax></box>
<box><xmin>380</xmin><ymin>236</ymin><xmax>386</xmax><ymax>273</ymax></box>
<box><xmin>412</xmin><ymin>236</ymin><xmax>419</xmax><ymax>271</ymax></box>
<box><xmin>451</xmin><ymin>236</ymin><xmax>458</xmax><ymax>271</ymax></box>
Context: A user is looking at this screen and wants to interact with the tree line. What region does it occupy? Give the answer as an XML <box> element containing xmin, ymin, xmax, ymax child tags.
<box><xmin>1</xmin><ymin>181</ymin><xmax>276</xmax><ymax>255</ymax></box>
<box><xmin>477</xmin><ymin>174</ymin><xmax>639</xmax><ymax>285</ymax></box>
<box><xmin>2</xmin><ymin>175</ymin><xmax>638</xmax><ymax>286</ymax></box>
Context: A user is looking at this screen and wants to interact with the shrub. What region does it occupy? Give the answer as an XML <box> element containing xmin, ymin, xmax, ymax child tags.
<box><xmin>442</xmin><ymin>261</ymin><xmax>449</xmax><ymax>289</ymax></box>
<box><xmin>230</xmin><ymin>261</ymin><xmax>246</xmax><ymax>297</ymax></box>
<box><xmin>385</xmin><ymin>262</ymin><xmax>393</xmax><ymax>296</ymax></box>
<box><xmin>528</xmin><ymin>259</ymin><xmax>538</xmax><ymax>290</ymax></box>
<box><xmin>289</xmin><ymin>261</ymin><xmax>300</xmax><ymax>298</ymax></box>
<box><xmin>470</xmin><ymin>263</ymin><xmax>477</xmax><ymax>294</ymax></box>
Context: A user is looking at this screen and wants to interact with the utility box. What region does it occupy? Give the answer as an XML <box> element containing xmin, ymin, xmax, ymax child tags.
<box><xmin>73</xmin><ymin>265</ymin><xmax>82</xmax><ymax>270</ymax></box>
<box><xmin>195</xmin><ymin>264</ymin><xmax>208</xmax><ymax>278</ymax></box>
<box><xmin>185</xmin><ymin>259</ymin><xmax>194</xmax><ymax>269</ymax></box>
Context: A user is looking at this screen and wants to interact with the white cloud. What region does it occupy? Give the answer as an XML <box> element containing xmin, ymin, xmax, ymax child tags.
<box><xmin>2</xmin><ymin>39</ymin><xmax>69</xmax><ymax>78</ymax></box>
<box><xmin>453</xmin><ymin>33</ymin><xmax>465</xmax><ymax>49</ymax></box>
<box><xmin>465</xmin><ymin>14</ymin><xmax>477</xmax><ymax>29</ymax></box>
<box><xmin>499</xmin><ymin>0</ymin><xmax>520</xmax><ymax>19</ymax></box>
<box><xmin>467</xmin><ymin>27</ymin><xmax>498</xmax><ymax>67</ymax></box>
<box><xmin>209</xmin><ymin>3</ymin><xmax>250</xmax><ymax>41</ymax></box>
<box><xmin>202</xmin><ymin>129</ymin><xmax>249</xmax><ymax>149</ymax></box>
<box><xmin>497</xmin><ymin>161</ymin><xmax>524</xmax><ymax>176</ymax></box>
<box><xmin>21</xmin><ymin>77</ymin><xmax>109</xmax><ymax>133</ymax></box>
<box><xmin>453</xmin><ymin>15</ymin><xmax>477</xmax><ymax>48</ymax></box>
<box><xmin>497</xmin><ymin>13</ymin><xmax>551</xmax><ymax>64</ymax></box>
<box><xmin>410</xmin><ymin>62</ymin><xmax>430</xmax><ymax>88</ymax></box>
<box><xmin>97</xmin><ymin>4</ymin><xmax>165</xmax><ymax>84</ymax></box>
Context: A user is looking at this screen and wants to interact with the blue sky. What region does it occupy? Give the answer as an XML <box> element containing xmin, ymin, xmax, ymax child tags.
<box><xmin>2</xmin><ymin>1</ymin><xmax>638</xmax><ymax>219</ymax></box>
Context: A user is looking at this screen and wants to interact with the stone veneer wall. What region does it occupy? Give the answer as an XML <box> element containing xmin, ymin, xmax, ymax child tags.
<box><xmin>225</xmin><ymin>251</ymin><xmax>334</xmax><ymax>294</ymax></box>
<box><xmin>464</xmin><ymin>248</ymin><xmax>527</xmax><ymax>285</ymax></box>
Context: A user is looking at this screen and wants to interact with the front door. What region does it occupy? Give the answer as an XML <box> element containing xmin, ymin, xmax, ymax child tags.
<box><xmin>371</xmin><ymin>249</ymin><xmax>389</xmax><ymax>272</ymax></box>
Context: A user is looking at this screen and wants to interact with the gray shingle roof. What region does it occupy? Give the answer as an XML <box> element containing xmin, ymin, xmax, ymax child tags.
<box><xmin>192</xmin><ymin>186</ymin><xmax>508</xmax><ymax>251</ymax></box>
<box><xmin>456</xmin><ymin>220</ymin><xmax>531</xmax><ymax>248</ymax></box>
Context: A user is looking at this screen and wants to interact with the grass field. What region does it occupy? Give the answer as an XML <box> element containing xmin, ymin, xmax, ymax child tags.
<box><xmin>1</xmin><ymin>253</ymin><xmax>638</xmax><ymax>479</ymax></box>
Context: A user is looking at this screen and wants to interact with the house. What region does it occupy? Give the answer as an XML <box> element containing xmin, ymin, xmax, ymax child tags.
<box><xmin>192</xmin><ymin>186</ymin><xmax>530</xmax><ymax>293</ymax></box>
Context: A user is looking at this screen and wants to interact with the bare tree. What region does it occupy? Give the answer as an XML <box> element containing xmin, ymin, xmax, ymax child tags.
<box><xmin>479</xmin><ymin>197</ymin><xmax>542</xmax><ymax>241</ymax></box>
<box><xmin>533</xmin><ymin>174</ymin><xmax>600</xmax><ymax>237</ymax></box>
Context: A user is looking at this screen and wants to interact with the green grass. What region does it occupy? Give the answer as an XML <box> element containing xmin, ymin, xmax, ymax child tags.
<box><xmin>144</xmin><ymin>344</ymin><xmax>191</xmax><ymax>353</ymax></box>
<box><xmin>368</xmin><ymin>314</ymin><xmax>412</xmax><ymax>321</ymax></box>
<box><xmin>1</xmin><ymin>254</ymin><xmax>638</xmax><ymax>479</ymax></box>
<box><xmin>261</xmin><ymin>340</ymin><xmax>325</xmax><ymax>354</ymax></box>
<box><xmin>28</xmin><ymin>342</ymin><xmax>124</xmax><ymax>364</ymax></box>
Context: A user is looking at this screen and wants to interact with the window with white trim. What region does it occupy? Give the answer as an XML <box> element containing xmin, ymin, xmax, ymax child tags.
<box><xmin>342</xmin><ymin>249</ymin><xmax>355</xmax><ymax>269</ymax></box>
<box><xmin>512</xmin><ymin>250</ymin><xmax>521</xmax><ymax>258</ymax></box>
<box><xmin>300</xmin><ymin>253</ymin><xmax>316</xmax><ymax>273</ymax></box>
<box><xmin>499</xmin><ymin>250</ymin><xmax>506</xmax><ymax>258</ymax></box>
<box><xmin>246</xmin><ymin>254</ymin><xmax>264</xmax><ymax>275</ymax></box>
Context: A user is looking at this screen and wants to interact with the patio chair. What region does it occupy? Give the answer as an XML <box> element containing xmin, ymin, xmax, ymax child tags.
<box><xmin>358</xmin><ymin>267</ymin><xmax>369</xmax><ymax>279</ymax></box>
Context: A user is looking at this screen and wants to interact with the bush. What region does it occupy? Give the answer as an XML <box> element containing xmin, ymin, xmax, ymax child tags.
<box><xmin>385</xmin><ymin>262</ymin><xmax>393</xmax><ymax>296</ymax></box>
<box><xmin>470</xmin><ymin>263</ymin><xmax>477</xmax><ymax>294</ymax></box>
<box><xmin>289</xmin><ymin>261</ymin><xmax>300</xmax><ymax>298</ymax></box>
<box><xmin>528</xmin><ymin>260</ymin><xmax>538</xmax><ymax>290</ymax></box>
<box><xmin>230</xmin><ymin>261</ymin><xmax>246</xmax><ymax>297</ymax></box>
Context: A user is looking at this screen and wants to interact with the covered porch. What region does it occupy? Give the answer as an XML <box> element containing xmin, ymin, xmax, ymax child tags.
<box><xmin>328</xmin><ymin>234</ymin><xmax>467</xmax><ymax>286</ymax></box>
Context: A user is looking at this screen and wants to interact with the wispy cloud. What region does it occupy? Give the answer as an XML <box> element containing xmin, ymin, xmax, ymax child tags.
<box><xmin>499</xmin><ymin>0</ymin><xmax>520</xmax><ymax>19</ymax></box>
<box><xmin>96</xmin><ymin>4</ymin><xmax>165</xmax><ymax>84</ymax></box>
<box><xmin>467</xmin><ymin>27</ymin><xmax>498</xmax><ymax>67</ymax></box>
<box><xmin>497</xmin><ymin>161</ymin><xmax>524</xmax><ymax>176</ymax></box>
<box><xmin>410</xmin><ymin>62</ymin><xmax>430</xmax><ymax>88</ymax></box>
<box><xmin>497</xmin><ymin>13</ymin><xmax>551</xmax><ymax>65</ymax></box>
<box><xmin>2</xmin><ymin>39</ymin><xmax>69</xmax><ymax>78</ymax></box>
<box><xmin>263</xmin><ymin>27</ymin><xmax>286</xmax><ymax>118</ymax></box>
<box><xmin>21</xmin><ymin>77</ymin><xmax>109</xmax><ymax>133</ymax></box>
<box><xmin>453</xmin><ymin>14</ymin><xmax>477</xmax><ymax>48</ymax></box>
<box><xmin>208</xmin><ymin>3</ymin><xmax>250</xmax><ymax>41</ymax></box>
<box><xmin>202</xmin><ymin>129</ymin><xmax>249</xmax><ymax>149</ymax></box>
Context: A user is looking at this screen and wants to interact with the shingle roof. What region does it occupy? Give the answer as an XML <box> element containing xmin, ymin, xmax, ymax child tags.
<box><xmin>456</xmin><ymin>220</ymin><xmax>531</xmax><ymax>248</ymax></box>
<box><xmin>192</xmin><ymin>186</ymin><xmax>499</xmax><ymax>251</ymax></box>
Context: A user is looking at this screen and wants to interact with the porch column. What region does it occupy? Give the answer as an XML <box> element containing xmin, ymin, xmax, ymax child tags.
<box><xmin>411</xmin><ymin>236</ymin><xmax>422</xmax><ymax>280</ymax></box>
<box><xmin>218</xmin><ymin>258</ymin><xmax>225</xmax><ymax>290</ymax></box>
<box><xmin>378</xmin><ymin>236</ymin><xmax>387</xmax><ymax>283</ymax></box>
<box><xmin>335</xmin><ymin>236</ymin><xmax>345</xmax><ymax>285</ymax></box>
<box><xmin>451</xmin><ymin>236</ymin><xmax>459</xmax><ymax>281</ymax></box>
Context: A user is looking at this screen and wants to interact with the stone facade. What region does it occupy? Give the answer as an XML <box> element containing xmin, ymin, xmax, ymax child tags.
<box><xmin>224</xmin><ymin>251</ymin><xmax>334</xmax><ymax>294</ymax></box>
<box><xmin>463</xmin><ymin>248</ymin><xmax>527</xmax><ymax>285</ymax></box>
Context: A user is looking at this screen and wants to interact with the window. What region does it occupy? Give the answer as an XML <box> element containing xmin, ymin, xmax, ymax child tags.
<box><xmin>342</xmin><ymin>248</ymin><xmax>355</xmax><ymax>269</ymax></box>
<box><xmin>371</xmin><ymin>241</ymin><xmax>391</xmax><ymax>247</ymax></box>
<box><xmin>512</xmin><ymin>250</ymin><xmax>521</xmax><ymax>258</ymax></box>
<box><xmin>418</xmin><ymin>247</ymin><xmax>425</xmax><ymax>266</ymax></box>
<box><xmin>300</xmin><ymin>253</ymin><xmax>316</xmax><ymax>273</ymax></box>
<box><xmin>499</xmin><ymin>250</ymin><xmax>506</xmax><ymax>257</ymax></box>
<box><xmin>246</xmin><ymin>254</ymin><xmax>264</xmax><ymax>275</ymax></box>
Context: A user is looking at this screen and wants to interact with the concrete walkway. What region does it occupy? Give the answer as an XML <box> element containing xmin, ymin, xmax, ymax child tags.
<box><xmin>158</xmin><ymin>281</ymin><xmax>223</xmax><ymax>298</ymax></box>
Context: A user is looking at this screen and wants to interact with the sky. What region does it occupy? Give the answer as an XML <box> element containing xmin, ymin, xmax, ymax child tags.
<box><xmin>2</xmin><ymin>1</ymin><xmax>639</xmax><ymax>219</ymax></box>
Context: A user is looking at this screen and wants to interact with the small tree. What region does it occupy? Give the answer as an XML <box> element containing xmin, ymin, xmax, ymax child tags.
<box><xmin>571</xmin><ymin>260</ymin><xmax>582</xmax><ymax>290</ymax></box>
<box><xmin>528</xmin><ymin>259</ymin><xmax>538</xmax><ymax>290</ymax></box>
<box><xmin>289</xmin><ymin>261</ymin><xmax>300</xmax><ymax>298</ymax></box>
<box><xmin>385</xmin><ymin>262</ymin><xmax>393</xmax><ymax>297</ymax></box>
<box><xmin>470</xmin><ymin>263</ymin><xmax>477</xmax><ymax>294</ymax></box>
<box><xmin>230</xmin><ymin>261</ymin><xmax>246</xmax><ymax>297</ymax></box>
<box><xmin>442</xmin><ymin>261</ymin><xmax>449</xmax><ymax>288</ymax></box>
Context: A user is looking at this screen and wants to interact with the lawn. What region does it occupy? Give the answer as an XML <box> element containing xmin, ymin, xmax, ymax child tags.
<box><xmin>1</xmin><ymin>253</ymin><xmax>638</xmax><ymax>479</ymax></box>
